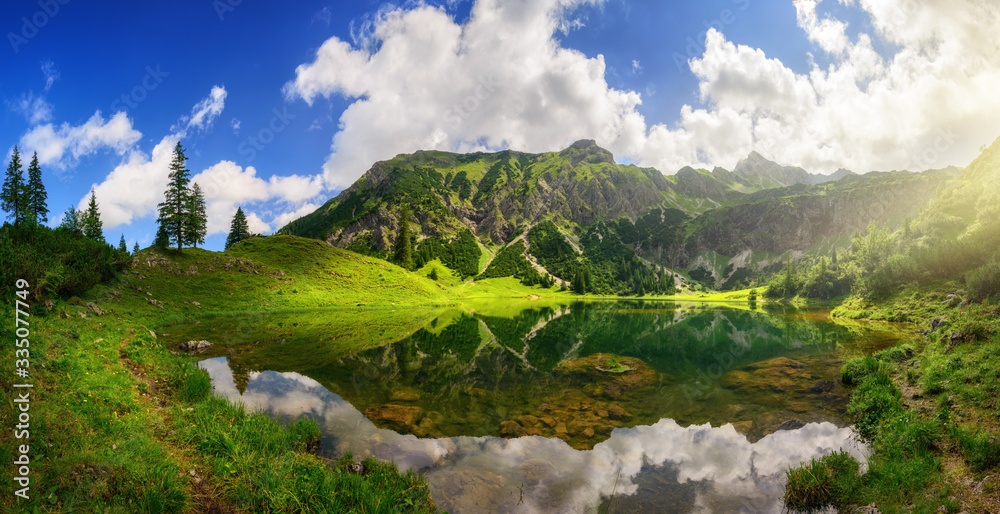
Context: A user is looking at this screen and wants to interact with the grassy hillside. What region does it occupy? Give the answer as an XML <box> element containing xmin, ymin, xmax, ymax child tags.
<box><xmin>0</xmin><ymin>235</ymin><xmax>585</xmax><ymax>513</ymax></box>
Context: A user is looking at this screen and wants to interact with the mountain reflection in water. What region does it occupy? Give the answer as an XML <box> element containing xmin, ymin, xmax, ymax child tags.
<box><xmin>201</xmin><ymin>357</ymin><xmax>865</xmax><ymax>513</ymax></box>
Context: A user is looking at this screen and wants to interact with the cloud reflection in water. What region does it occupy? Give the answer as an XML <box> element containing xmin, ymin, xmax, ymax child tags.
<box><xmin>201</xmin><ymin>357</ymin><xmax>864</xmax><ymax>513</ymax></box>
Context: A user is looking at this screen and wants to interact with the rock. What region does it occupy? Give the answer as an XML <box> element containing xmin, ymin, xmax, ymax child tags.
<box><xmin>931</xmin><ymin>317</ymin><xmax>945</xmax><ymax>329</ymax></box>
<box><xmin>776</xmin><ymin>419</ymin><xmax>806</xmax><ymax>431</ymax></box>
<box><xmin>44</xmin><ymin>299</ymin><xmax>54</xmax><ymax>311</ymax></box>
<box><xmin>148</xmin><ymin>330</ymin><xmax>157</xmax><ymax>339</ymax></box>
<box><xmin>745</xmin><ymin>357</ymin><xmax>806</xmax><ymax>370</ymax></box>
<box><xmin>191</xmin><ymin>301</ymin><xmax>201</xmax><ymax>307</ymax></box>
<box><xmin>538</xmin><ymin>416</ymin><xmax>557</xmax><ymax>427</ymax></box>
<box><xmin>731</xmin><ymin>420</ymin><xmax>754</xmax><ymax>435</ymax></box>
<box><xmin>179</xmin><ymin>340</ymin><xmax>213</xmax><ymax>351</ymax></box>
<box><xmin>500</xmin><ymin>420</ymin><xmax>526</xmax><ymax>438</ymax></box>
<box><xmin>947</xmin><ymin>296</ymin><xmax>962</xmax><ymax>308</ymax></box>
<box><xmin>364</xmin><ymin>404</ymin><xmax>423</xmax><ymax>431</ymax></box>
<box><xmin>960</xmin><ymin>300</ymin><xmax>969</xmax><ymax>308</ymax></box>
<box><xmin>68</xmin><ymin>296</ymin><xmax>81</xmax><ymax>305</ymax></box>
<box><xmin>516</xmin><ymin>414</ymin><xmax>539</xmax><ymax>428</ymax></box>
<box><xmin>516</xmin><ymin>459</ymin><xmax>558</xmax><ymax>484</ymax></box>
<box><xmin>389</xmin><ymin>388</ymin><xmax>421</xmax><ymax>402</ymax></box>
<box><xmin>950</xmin><ymin>331</ymin><xmax>963</xmax><ymax>342</ymax></box>
<box><xmin>811</xmin><ymin>380</ymin><xmax>834</xmax><ymax>393</ymax></box>
<box><xmin>581</xmin><ymin>427</ymin><xmax>595</xmax><ymax>438</ymax></box>
<box><xmin>607</xmin><ymin>404</ymin><xmax>632</xmax><ymax>420</ymax></box>
<box><xmin>347</xmin><ymin>461</ymin><xmax>366</xmax><ymax>474</ymax></box>
<box><xmin>853</xmin><ymin>504</ymin><xmax>881</xmax><ymax>514</ymax></box>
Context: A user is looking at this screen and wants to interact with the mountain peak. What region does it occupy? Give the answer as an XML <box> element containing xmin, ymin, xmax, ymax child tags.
<box><xmin>559</xmin><ymin>139</ymin><xmax>614</xmax><ymax>166</ymax></box>
<box><xmin>566</xmin><ymin>139</ymin><xmax>598</xmax><ymax>150</ymax></box>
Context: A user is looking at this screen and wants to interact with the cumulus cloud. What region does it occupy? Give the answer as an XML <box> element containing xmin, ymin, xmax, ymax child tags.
<box><xmin>287</xmin><ymin>0</ymin><xmax>1000</xmax><ymax>186</ymax></box>
<box><xmin>173</xmin><ymin>85</ymin><xmax>227</xmax><ymax>135</ymax></box>
<box><xmin>79</xmin><ymin>136</ymin><xmax>178</xmax><ymax>227</ymax></box>
<box><xmin>190</xmin><ymin>161</ymin><xmax>325</xmax><ymax>234</ymax></box>
<box><xmin>199</xmin><ymin>361</ymin><xmax>866</xmax><ymax>514</ymax></box>
<box><xmin>20</xmin><ymin>111</ymin><xmax>142</xmax><ymax>169</ymax></box>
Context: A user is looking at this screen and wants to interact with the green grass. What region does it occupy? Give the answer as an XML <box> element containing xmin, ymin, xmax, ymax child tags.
<box><xmin>787</xmin><ymin>283</ymin><xmax>1000</xmax><ymax>513</ymax></box>
<box><xmin>0</xmin><ymin>235</ymin><xmax>595</xmax><ymax>512</ymax></box>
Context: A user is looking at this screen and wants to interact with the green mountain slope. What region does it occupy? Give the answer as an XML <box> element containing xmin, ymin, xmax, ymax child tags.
<box><xmin>280</xmin><ymin>139</ymin><xmax>972</xmax><ymax>291</ymax></box>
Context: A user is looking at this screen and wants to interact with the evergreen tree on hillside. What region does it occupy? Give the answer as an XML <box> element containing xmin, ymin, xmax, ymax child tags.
<box><xmin>225</xmin><ymin>207</ymin><xmax>250</xmax><ymax>250</ymax></box>
<box><xmin>26</xmin><ymin>151</ymin><xmax>47</xmax><ymax>225</ymax></box>
<box><xmin>1</xmin><ymin>146</ymin><xmax>27</xmax><ymax>225</ymax></box>
<box><xmin>82</xmin><ymin>189</ymin><xmax>105</xmax><ymax>243</ymax></box>
<box><xmin>154</xmin><ymin>223</ymin><xmax>170</xmax><ymax>248</ymax></box>
<box><xmin>133</xmin><ymin>241</ymin><xmax>140</xmax><ymax>254</ymax></box>
<box><xmin>59</xmin><ymin>206</ymin><xmax>80</xmax><ymax>233</ymax></box>
<box><xmin>185</xmin><ymin>182</ymin><xmax>207</xmax><ymax>248</ymax></box>
<box><xmin>118</xmin><ymin>234</ymin><xmax>128</xmax><ymax>253</ymax></box>
<box><xmin>157</xmin><ymin>142</ymin><xmax>192</xmax><ymax>252</ymax></box>
<box><xmin>393</xmin><ymin>205</ymin><xmax>413</xmax><ymax>270</ymax></box>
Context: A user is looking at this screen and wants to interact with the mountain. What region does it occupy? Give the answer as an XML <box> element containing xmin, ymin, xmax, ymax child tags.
<box><xmin>732</xmin><ymin>151</ymin><xmax>856</xmax><ymax>188</ymax></box>
<box><xmin>279</xmin><ymin>140</ymin><xmax>671</xmax><ymax>252</ymax></box>
<box><xmin>280</xmin><ymin>141</ymin><xmax>964</xmax><ymax>290</ymax></box>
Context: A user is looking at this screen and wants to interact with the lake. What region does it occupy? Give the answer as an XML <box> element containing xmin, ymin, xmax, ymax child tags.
<box><xmin>168</xmin><ymin>301</ymin><xmax>908</xmax><ymax>513</ymax></box>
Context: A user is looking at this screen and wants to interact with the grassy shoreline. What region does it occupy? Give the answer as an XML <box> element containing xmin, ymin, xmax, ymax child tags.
<box><xmin>7</xmin><ymin>234</ymin><xmax>986</xmax><ymax>512</ymax></box>
<box><xmin>785</xmin><ymin>284</ymin><xmax>1000</xmax><ymax>513</ymax></box>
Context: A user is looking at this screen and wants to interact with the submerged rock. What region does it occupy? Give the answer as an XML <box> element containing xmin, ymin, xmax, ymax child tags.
<box><xmin>389</xmin><ymin>388</ymin><xmax>422</xmax><ymax>402</ymax></box>
<box><xmin>364</xmin><ymin>404</ymin><xmax>423</xmax><ymax>431</ymax></box>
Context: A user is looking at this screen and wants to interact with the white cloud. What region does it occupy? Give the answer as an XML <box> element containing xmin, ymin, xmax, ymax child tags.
<box><xmin>41</xmin><ymin>60</ymin><xmax>59</xmax><ymax>91</ymax></box>
<box><xmin>20</xmin><ymin>111</ymin><xmax>142</xmax><ymax>169</ymax></box>
<box><xmin>173</xmin><ymin>85</ymin><xmax>227</xmax><ymax>135</ymax></box>
<box><xmin>287</xmin><ymin>0</ymin><xmax>1000</xmax><ymax>185</ymax></box>
<box><xmin>795</xmin><ymin>0</ymin><xmax>851</xmax><ymax>55</ymax></box>
<box><xmin>190</xmin><ymin>161</ymin><xmax>325</xmax><ymax>235</ymax></box>
<box><xmin>272</xmin><ymin>202</ymin><xmax>321</xmax><ymax>228</ymax></box>
<box><xmin>231</xmin><ymin>117</ymin><xmax>241</xmax><ymax>133</ymax></box>
<box><xmin>11</xmin><ymin>92</ymin><xmax>54</xmax><ymax>125</ymax></box>
<box><xmin>78</xmin><ymin>136</ymin><xmax>178</xmax><ymax>227</ymax></box>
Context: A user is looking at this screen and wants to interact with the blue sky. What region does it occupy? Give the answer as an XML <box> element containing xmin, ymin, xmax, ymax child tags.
<box><xmin>3</xmin><ymin>0</ymin><xmax>999</xmax><ymax>251</ymax></box>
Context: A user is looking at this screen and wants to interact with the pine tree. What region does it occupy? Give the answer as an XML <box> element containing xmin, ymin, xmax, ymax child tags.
<box><xmin>157</xmin><ymin>142</ymin><xmax>192</xmax><ymax>252</ymax></box>
<box><xmin>393</xmin><ymin>205</ymin><xmax>413</xmax><ymax>270</ymax></box>
<box><xmin>26</xmin><ymin>151</ymin><xmax>47</xmax><ymax>225</ymax></box>
<box><xmin>133</xmin><ymin>241</ymin><xmax>140</xmax><ymax>254</ymax></box>
<box><xmin>154</xmin><ymin>223</ymin><xmax>170</xmax><ymax>248</ymax></box>
<box><xmin>82</xmin><ymin>189</ymin><xmax>105</xmax><ymax>243</ymax></box>
<box><xmin>118</xmin><ymin>234</ymin><xmax>128</xmax><ymax>253</ymax></box>
<box><xmin>59</xmin><ymin>206</ymin><xmax>80</xmax><ymax>233</ymax></box>
<box><xmin>225</xmin><ymin>207</ymin><xmax>250</xmax><ymax>250</ymax></box>
<box><xmin>783</xmin><ymin>257</ymin><xmax>796</xmax><ymax>297</ymax></box>
<box><xmin>185</xmin><ymin>182</ymin><xmax>207</xmax><ymax>248</ymax></box>
<box><xmin>1</xmin><ymin>146</ymin><xmax>27</xmax><ymax>225</ymax></box>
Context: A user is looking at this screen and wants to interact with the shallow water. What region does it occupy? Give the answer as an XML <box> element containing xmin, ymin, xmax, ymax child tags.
<box><xmin>181</xmin><ymin>301</ymin><xmax>909</xmax><ymax>512</ymax></box>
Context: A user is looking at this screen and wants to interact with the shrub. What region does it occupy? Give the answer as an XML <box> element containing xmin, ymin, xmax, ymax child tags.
<box><xmin>967</xmin><ymin>256</ymin><xmax>1000</xmax><ymax>301</ymax></box>
<box><xmin>784</xmin><ymin>451</ymin><xmax>862</xmax><ymax>512</ymax></box>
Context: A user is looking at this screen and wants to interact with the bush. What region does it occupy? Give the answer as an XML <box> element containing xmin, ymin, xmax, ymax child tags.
<box><xmin>840</xmin><ymin>355</ymin><xmax>883</xmax><ymax>385</ymax></box>
<box><xmin>847</xmin><ymin>370</ymin><xmax>902</xmax><ymax>440</ymax></box>
<box><xmin>784</xmin><ymin>451</ymin><xmax>862</xmax><ymax>512</ymax></box>
<box><xmin>179</xmin><ymin>367</ymin><xmax>213</xmax><ymax>402</ymax></box>
<box><xmin>0</xmin><ymin>224</ymin><xmax>128</xmax><ymax>301</ymax></box>
<box><xmin>967</xmin><ymin>256</ymin><xmax>1000</xmax><ymax>301</ymax></box>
